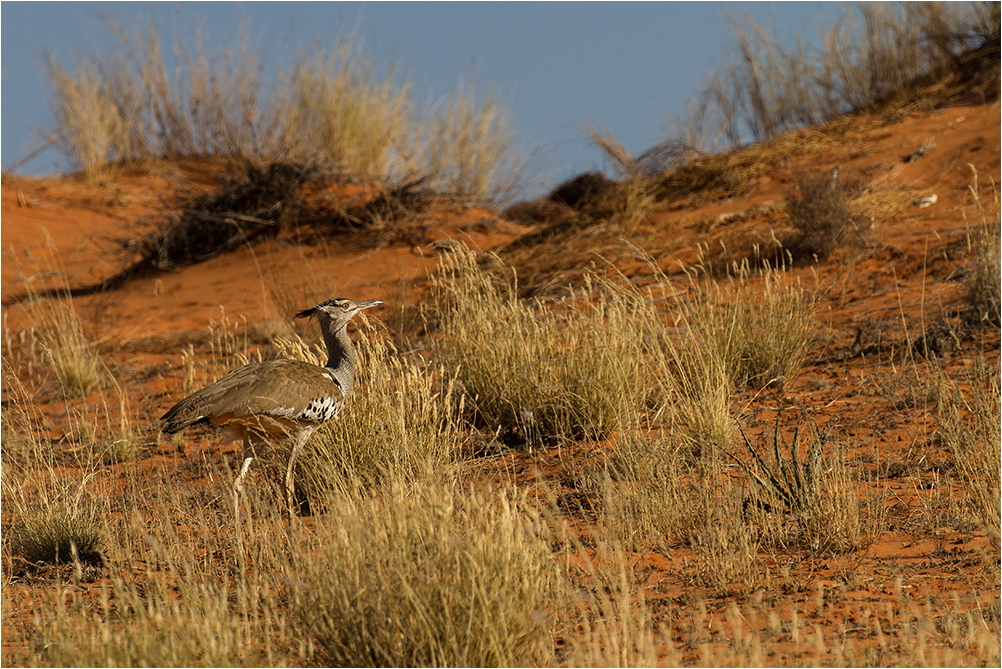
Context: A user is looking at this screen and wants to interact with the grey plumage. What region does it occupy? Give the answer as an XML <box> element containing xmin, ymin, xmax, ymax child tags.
<box><xmin>161</xmin><ymin>297</ymin><xmax>382</xmax><ymax>516</ymax></box>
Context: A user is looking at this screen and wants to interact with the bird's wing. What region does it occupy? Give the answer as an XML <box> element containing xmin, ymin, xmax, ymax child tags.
<box><xmin>161</xmin><ymin>359</ymin><xmax>343</xmax><ymax>433</ymax></box>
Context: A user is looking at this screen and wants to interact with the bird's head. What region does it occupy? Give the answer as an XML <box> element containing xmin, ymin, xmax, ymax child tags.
<box><xmin>295</xmin><ymin>298</ymin><xmax>383</xmax><ymax>328</ymax></box>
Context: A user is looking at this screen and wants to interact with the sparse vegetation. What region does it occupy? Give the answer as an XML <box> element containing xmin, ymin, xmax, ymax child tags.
<box><xmin>3</xmin><ymin>3</ymin><xmax>1000</xmax><ymax>666</ymax></box>
<box><xmin>734</xmin><ymin>418</ymin><xmax>877</xmax><ymax>555</ymax></box>
<box><xmin>692</xmin><ymin>492</ymin><xmax>761</xmax><ymax>596</ymax></box>
<box><xmin>679</xmin><ymin>2</ymin><xmax>1000</xmax><ymax>148</ymax></box>
<box><xmin>11</xmin><ymin>262</ymin><xmax>103</xmax><ymax>398</ymax></box>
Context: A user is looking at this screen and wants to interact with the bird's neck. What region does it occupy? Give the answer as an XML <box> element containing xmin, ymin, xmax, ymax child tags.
<box><xmin>321</xmin><ymin>323</ymin><xmax>356</xmax><ymax>397</ymax></box>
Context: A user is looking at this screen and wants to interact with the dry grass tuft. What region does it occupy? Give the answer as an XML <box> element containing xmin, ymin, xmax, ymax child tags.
<box><xmin>430</xmin><ymin>247</ymin><xmax>650</xmax><ymax>448</ymax></box>
<box><xmin>32</xmin><ymin>297</ymin><xmax>102</xmax><ymax>398</ymax></box>
<box><xmin>649</xmin><ymin>265</ymin><xmax>815</xmax><ymax>459</ymax></box>
<box><xmin>679</xmin><ymin>3</ymin><xmax>1000</xmax><ymax>147</ymax></box>
<box><xmin>8</xmin><ymin>249</ymin><xmax>103</xmax><ymax>398</ymax></box>
<box><xmin>291</xmin><ymin>480</ymin><xmax>555</xmax><ymax>667</ymax></box>
<box><xmin>604</xmin><ymin>433</ymin><xmax>715</xmax><ymax>550</ymax></box>
<box><xmin>43</xmin><ymin>20</ymin><xmax>523</xmax><ymax>202</ymax></box>
<box><xmin>938</xmin><ymin>355</ymin><xmax>1001</xmax><ymax>538</ymax></box>
<box><xmin>963</xmin><ymin>168</ymin><xmax>1001</xmax><ymax>326</ymax></box>
<box><xmin>692</xmin><ymin>492</ymin><xmax>761</xmax><ymax>596</ymax></box>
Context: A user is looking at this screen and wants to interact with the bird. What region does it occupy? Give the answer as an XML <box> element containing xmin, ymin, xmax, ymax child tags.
<box><xmin>161</xmin><ymin>297</ymin><xmax>383</xmax><ymax>516</ymax></box>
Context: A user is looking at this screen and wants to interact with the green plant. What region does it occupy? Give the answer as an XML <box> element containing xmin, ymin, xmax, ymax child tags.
<box><xmin>732</xmin><ymin>417</ymin><xmax>874</xmax><ymax>554</ymax></box>
<box><xmin>735</xmin><ymin>419</ymin><xmax>822</xmax><ymax>516</ymax></box>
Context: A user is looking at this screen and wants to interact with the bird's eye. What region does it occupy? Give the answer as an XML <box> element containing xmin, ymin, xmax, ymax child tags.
<box><xmin>341</xmin><ymin>302</ymin><xmax>351</xmax><ymax>311</ymax></box>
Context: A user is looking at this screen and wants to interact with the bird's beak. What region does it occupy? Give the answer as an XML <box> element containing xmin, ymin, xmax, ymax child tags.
<box><xmin>359</xmin><ymin>300</ymin><xmax>383</xmax><ymax>310</ymax></box>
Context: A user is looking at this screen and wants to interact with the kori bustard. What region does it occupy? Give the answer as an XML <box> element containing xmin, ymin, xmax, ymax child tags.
<box><xmin>161</xmin><ymin>297</ymin><xmax>382</xmax><ymax>516</ymax></box>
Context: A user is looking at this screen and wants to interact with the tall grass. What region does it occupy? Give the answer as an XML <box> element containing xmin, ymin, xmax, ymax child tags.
<box><xmin>420</xmin><ymin>82</ymin><xmax>522</xmax><ymax>204</ymax></box>
<box><xmin>673</xmin><ymin>2</ymin><xmax>999</xmax><ymax>148</ymax></box>
<box><xmin>649</xmin><ymin>264</ymin><xmax>816</xmax><ymax>458</ymax></box>
<box><xmin>5</xmin><ymin>243</ymin><xmax>103</xmax><ymax>398</ymax></box>
<box><xmin>43</xmin><ymin>19</ymin><xmax>522</xmax><ymax>201</ymax></box>
<box><xmin>430</xmin><ymin>247</ymin><xmax>651</xmax><ymax>447</ymax></box>
<box><xmin>45</xmin><ymin>19</ymin><xmax>278</xmax><ymax>176</ymax></box>
<box><xmin>281</xmin><ymin>44</ymin><xmax>413</xmax><ymax>179</ymax></box>
<box><xmin>10</xmin><ymin>464</ymin><xmax>299</xmax><ymax>668</ymax></box>
<box><xmin>292</xmin><ymin>480</ymin><xmax>555</xmax><ymax>667</ymax></box>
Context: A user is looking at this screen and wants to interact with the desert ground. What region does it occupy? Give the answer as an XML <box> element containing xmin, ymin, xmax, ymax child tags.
<box><xmin>2</xmin><ymin>72</ymin><xmax>1000</xmax><ymax>666</ymax></box>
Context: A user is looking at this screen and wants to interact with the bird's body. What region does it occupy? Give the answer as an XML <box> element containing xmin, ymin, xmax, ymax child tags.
<box><xmin>161</xmin><ymin>297</ymin><xmax>382</xmax><ymax>516</ymax></box>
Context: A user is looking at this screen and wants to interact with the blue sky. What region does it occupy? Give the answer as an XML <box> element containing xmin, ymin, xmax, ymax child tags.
<box><xmin>1</xmin><ymin>2</ymin><xmax>844</xmax><ymax>194</ymax></box>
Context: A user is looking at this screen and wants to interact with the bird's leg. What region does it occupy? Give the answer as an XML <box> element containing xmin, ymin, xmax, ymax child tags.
<box><xmin>233</xmin><ymin>444</ymin><xmax>256</xmax><ymax>507</ymax></box>
<box><xmin>233</xmin><ymin>439</ymin><xmax>256</xmax><ymax>560</ymax></box>
<box><xmin>283</xmin><ymin>432</ymin><xmax>309</xmax><ymax>519</ymax></box>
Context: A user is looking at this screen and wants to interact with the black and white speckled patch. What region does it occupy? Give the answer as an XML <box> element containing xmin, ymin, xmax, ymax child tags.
<box><xmin>300</xmin><ymin>395</ymin><xmax>341</xmax><ymax>422</ymax></box>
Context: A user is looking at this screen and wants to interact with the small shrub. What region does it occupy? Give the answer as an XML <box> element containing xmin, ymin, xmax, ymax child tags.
<box><xmin>678</xmin><ymin>3</ymin><xmax>1000</xmax><ymax>147</ymax></box>
<box><xmin>653</xmin><ymin>329</ymin><xmax>735</xmax><ymax>460</ymax></box>
<box><xmin>140</xmin><ymin>162</ymin><xmax>320</xmax><ymax>273</ymax></box>
<box><xmin>419</xmin><ymin>81</ymin><xmax>523</xmax><ymax>204</ymax></box>
<box><xmin>45</xmin><ymin>56</ymin><xmax>124</xmax><ymax>183</ymax></box>
<box><xmin>784</xmin><ymin>170</ymin><xmax>867</xmax><ymax>261</ymax></box>
<box><xmin>35</xmin><ymin>304</ymin><xmax>101</xmax><ymax>398</ymax></box>
<box><xmin>581</xmin><ymin>125</ymin><xmax>660</xmax><ymax>232</ymax></box>
<box><xmin>5</xmin><ymin>467</ymin><xmax>105</xmax><ymax>566</ymax></box>
<box><xmin>14</xmin><ymin>508</ymin><xmax>104</xmax><ymax>566</ymax></box>
<box><xmin>43</xmin><ymin>20</ymin><xmax>523</xmax><ymax>202</ymax></box>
